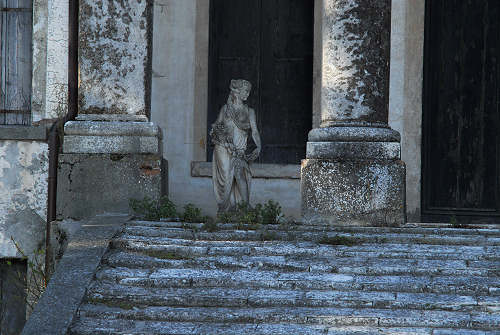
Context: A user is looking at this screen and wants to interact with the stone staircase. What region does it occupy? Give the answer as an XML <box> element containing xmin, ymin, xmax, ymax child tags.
<box><xmin>69</xmin><ymin>220</ymin><xmax>500</xmax><ymax>335</ymax></box>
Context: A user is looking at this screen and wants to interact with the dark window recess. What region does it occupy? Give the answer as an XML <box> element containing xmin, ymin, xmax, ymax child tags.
<box><xmin>422</xmin><ymin>0</ymin><xmax>500</xmax><ymax>223</ymax></box>
<box><xmin>208</xmin><ymin>0</ymin><xmax>313</xmax><ymax>164</ymax></box>
<box><xmin>0</xmin><ymin>259</ymin><xmax>27</xmax><ymax>335</ymax></box>
<box><xmin>0</xmin><ymin>0</ymin><xmax>33</xmax><ymax>125</ymax></box>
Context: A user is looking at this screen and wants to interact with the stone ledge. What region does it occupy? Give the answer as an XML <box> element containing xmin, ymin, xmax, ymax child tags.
<box><xmin>64</xmin><ymin>121</ymin><xmax>159</xmax><ymax>137</ymax></box>
<box><xmin>306</xmin><ymin>141</ymin><xmax>400</xmax><ymax>160</ymax></box>
<box><xmin>21</xmin><ymin>214</ymin><xmax>128</xmax><ymax>335</ymax></box>
<box><xmin>63</xmin><ymin>135</ymin><xmax>159</xmax><ymax>154</ymax></box>
<box><xmin>0</xmin><ymin>125</ymin><xmax>47</xmax><ymax>140</ymax></box>
<box><xmin>191</xmin><ymin>161</ymin><xmax>300</xmax><ymax>179</ymax></box>
<box><xmin>308</xmin><ymin>126</ymin><xmax>401</xmax><ymax>142</ymax></box>
<box><xmin>76</xmin><ymin>114</ymin><xmax>148</xmax><ymax>122</ymax></box>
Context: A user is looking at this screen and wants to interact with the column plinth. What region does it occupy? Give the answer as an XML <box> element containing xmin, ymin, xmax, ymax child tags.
<box><xmin>301</xmin><ymin>0</ymin><xmax>406</xmax><ymax>226</ymax></box>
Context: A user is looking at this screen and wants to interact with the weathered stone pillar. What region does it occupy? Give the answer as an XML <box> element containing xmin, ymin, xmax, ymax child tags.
<box><xmin>301</xmin><ymin>0</ymin><xmax>406</xmax><ymax>225</ymax></box>
<box><xmin>57</xmin><ymin>0</ymin><xmax>165</xmax><ymax>219</ymax></box>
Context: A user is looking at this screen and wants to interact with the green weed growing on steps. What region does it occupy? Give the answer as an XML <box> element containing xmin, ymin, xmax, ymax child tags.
<box><xmin>318</xmin><ymin>234</ymin><xmax>364</xmax><ymax>247</ymax></box>
<box><xmin>129</xmin><ymin>196</ymin><xmax>177</xmax><ymax>220</ymax></box>
<box><xmin>216</xmin><ymin>200</ymin><xmax>285</xmax><ymax>226</ymax></box>
<box><xmin>130</xmin><ymin>197</ymin><xmax>213</xmax><ymax>223</ymax></box>
<box><xmin>201</xmin><ymin>218</ymin><xmax>218</xmax><ymax>232</ymax></box>
<box><xmin>182</xmin><ymin>203</ymin><xmax>211</xmax><ymax>223</ymax></box>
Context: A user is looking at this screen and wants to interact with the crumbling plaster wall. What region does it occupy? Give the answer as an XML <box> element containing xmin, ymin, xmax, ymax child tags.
<box><xmin>1</xmin><ymin>0</ymin><xmax>68</xmax><ymax>257</ymax></box>
<box><xmin>0</xmin><ymin>141</ymin><xmax>48</xmax><ymax>258</ymax></box>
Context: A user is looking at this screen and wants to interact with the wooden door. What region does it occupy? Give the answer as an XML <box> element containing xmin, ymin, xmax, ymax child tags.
<box><xmin>422</xmin><ymin>0</ymin><xmax>500</xmax><ymax>223</ymax></box>
<box><xmin>208</xmin><ymin>0</ymin><xmax>313</xmax><ymax>164</ymax></box>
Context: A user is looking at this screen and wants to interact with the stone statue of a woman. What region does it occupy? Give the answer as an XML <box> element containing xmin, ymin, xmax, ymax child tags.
<box><xmin>210</xmin><ymin>79</ymin><xmax>261</xmax><ymax>213</ymax></box>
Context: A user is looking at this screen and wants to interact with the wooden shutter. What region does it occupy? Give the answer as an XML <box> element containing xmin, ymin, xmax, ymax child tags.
<box><xmin>0</xmin><ymin>0</ymin><xmax>33</xmax><ymax>125</ymax></box>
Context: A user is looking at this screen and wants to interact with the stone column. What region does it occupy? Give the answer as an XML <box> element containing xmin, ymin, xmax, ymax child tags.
<box><xmin>57</xmin><ymin>0</ymin><xmax>165</xmax><ymax>219</ymax></box>
<box><xmin>301</xmin><ymin>0</ymin><xmax>406</xmax><ymax>225</ymax></box>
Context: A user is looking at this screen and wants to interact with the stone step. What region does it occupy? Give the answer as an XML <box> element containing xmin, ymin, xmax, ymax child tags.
<box><xmin>103</xmin><ymin>250</ymin><xmax>499</xmax><ymax>278</ymax></box>
<box><xmin>70</xmin><ymin>220</ymin><xmax>500</xmax><ymax>335</ymax></box>
<box><xmin>129</xmin><ymin>220</ymin><xmax>500</xmax><ymax>237</ymax></box>
<box><xmin>94</xmin><ymin>266</ymin><xmax>500</xmax><ymax>296</ymax></box>
<box><xmin>76</xmin><ymin>304</ymin><xmax>500</xmax><ymax>330</ymax></box>
<box><xmin>69</xmin><ymin>317</ymin><xmax>500</xmax><ymax>335</ymax></box>
<box><xmin>110</xmin><ymin>237</ymin><xmax>500</xmax><ymax>263</ymax></box>
<box><xmin>86</xmin><ymin>282</ymin><xmax>497</xmax><ymax>313</ymax></box>
<box><xmin>121</xmin><ymin>226</ymin><xmax>500</xmax><ymax>246</ymax></box>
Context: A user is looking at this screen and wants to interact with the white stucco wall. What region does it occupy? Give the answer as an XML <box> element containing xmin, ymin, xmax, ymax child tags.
<box><xmin>0</xmin><ymin>141</ymin><xmax>48</xmax><ymax>258</ymax></box>
<box><xmin>45</xmin><ymin>0</ymin><xmax>69</xmax><ymax>119</ymax></box>
<box><xmin>151</xmin><ymin>0</ymin><xmax>301</xmax><ymax>218</ymax></box>
<box><xmin>389</xmin><ymin>0</ymin><xmax>425</xmax><ymax>222</ymax></box>
<box><xmin>32</xmin><ymin>0</ymin><xmax>69</xmax><ymax>122</ymax></box>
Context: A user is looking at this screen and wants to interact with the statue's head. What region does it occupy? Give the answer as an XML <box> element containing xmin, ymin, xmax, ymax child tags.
<box><xmin>230</xmin><ymin>79</ymin><xmax>251</xmax><ymax>101</ymax></box>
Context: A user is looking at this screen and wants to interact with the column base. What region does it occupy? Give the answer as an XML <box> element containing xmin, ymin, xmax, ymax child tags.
<box><xmin>301</xmin><ymin>159</ymin><xmax>406</xmax><ymax>226</ymax></box>
<box><xmin>57</xmin><ymin>120</ymin><xmax>166</xmax><ymax>219</ymax></box>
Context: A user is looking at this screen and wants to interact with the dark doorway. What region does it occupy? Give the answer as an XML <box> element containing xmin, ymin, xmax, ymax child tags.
<box><xmin>207</xmin><ymin>0</ymin><xmax>314</xmax><ymax>164</ymax></box>
<box><xmin>422</xmin><ymin>0</ymin><xmax>500</xmax><ymax>223</ymax></box>
<box><xmin>0</xmin><ymin>259</ymin><xmax>27</xmax><ymax>334</ymax></box>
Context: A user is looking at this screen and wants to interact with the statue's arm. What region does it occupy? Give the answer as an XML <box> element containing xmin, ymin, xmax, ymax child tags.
<box><xmin>216</xmin><ymin>105</ymin><xmax>225</xmax><ymax>122</ymax></box>
<box><xmin>248</xmin><ymin>108</ymin><xmax>261</xmax><ymax>160</ymax></box>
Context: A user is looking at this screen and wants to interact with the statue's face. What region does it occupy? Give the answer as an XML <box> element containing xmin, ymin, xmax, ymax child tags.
<box><xmin>238</xmin><ymin>88</ymin><xmax>250</xmax><ymax>101</ymax></box>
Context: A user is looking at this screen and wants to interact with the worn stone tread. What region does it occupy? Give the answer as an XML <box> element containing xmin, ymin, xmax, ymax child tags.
<box><xmin>85</xmin><ymin>282</ymin><xmax>494</xmax><ymax>313</ymax></box>
<box><xmin>94</xmin><ymin>266</ymin><xmax>499</xmax><ymax>295</ymax></box>
<box><xmin>76</xmin><ymin>304</ymin><xmax>500</xmax><ymax>330</ymax></box>
<box><xmin>120</xmin><ymin>226</ymin><xmax>500</xmax><ymax>246</ymax></box>
<box><xmin>103</xmin><ymin>248</ymin><xmax>499</xmax><ymax>278</ymax></box>
<box><xmin>69</xmin><ymin>317</ymin><xmax>499</xmax><ymax>335</ymax></box>
<box><xmin>111</xmin><ymin>236</ymin><xmax>500</xmax><ymax>262</ymax></box>
<box><xmin>129</xmin><ymin>220</ymin><xmax>500</xmax><ymax>237</ymax></box>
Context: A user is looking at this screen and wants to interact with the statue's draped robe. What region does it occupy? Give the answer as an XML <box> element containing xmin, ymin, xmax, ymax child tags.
<box><xmin>212</xmin><ymin>104</ymin><xmax>252</xmax><ymax>212</ymax></box>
